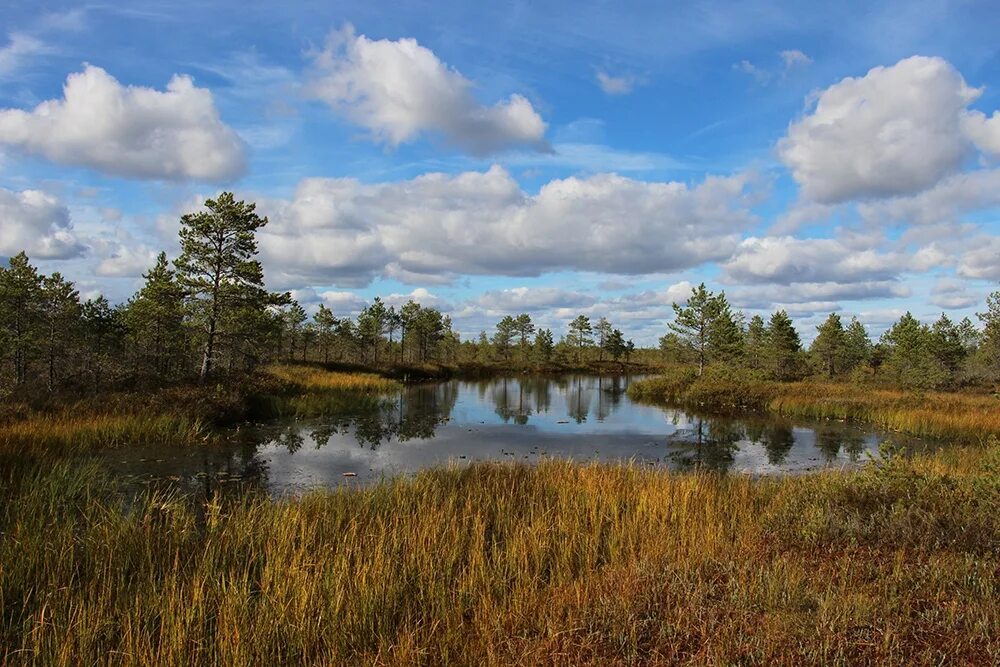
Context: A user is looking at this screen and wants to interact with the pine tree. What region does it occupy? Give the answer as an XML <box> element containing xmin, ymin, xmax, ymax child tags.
<box><xmin>707</xmin><ymin>294</ymin><xmax>744</xmax><ymax>363</ymax></box>
<box><xmin>765</xmin><ymin>310</ymin><xmax>803</xmax><ymax>381</ymax></box>
<box><xmin>744</xmin><ymin>314</ymin><xmax>767</xmax><ymax>370</ymax></box>
<box><xmin>669</xmin><ymin>283</ymin><xmax>726</xmax><ymax>375</ymax></box>
<box><xmin>0</xmin><ymin>253</ymin><xmax>43</xmax><ymax>385</ymax></box>
<box><xmin>314</xmin><ymin>305</ymin><xmax>337</xmax><ymax>364</ymax></box>
<box><xmin>493</xmin><ymin>315</ymin><xmax>517</xmax><ymax>361</ymax></box>
<box><xmin>595</xmin><ymin>317</ymin><xmax>613</xmax><ymax>361</ymax></box>
<box><xmin>39</xmin><ymin>272</ymin><xmax>81</xmax><ymax>390</ymax></box>
<box><xmin>881</xmin><ymin>312</ymin><xmax>946</xmax><ymax>389</ymax></box>
<box><xmin>284</xmin><ymin>301</ymin><xmax>307</xmax><ymax>361</ymax></box>
<box><xmin>534</xmin><ymin>328</ymin><xmax>554</xmax><ymax>362</ymax></box>
<box><xmin>175</xmin><ymin>193</ymin><xmax>286</xmax><ymax>382</ymax></box>
<box><xmin>126</xmin><ymin>252</ymin><xmax>185</xmax><ymax>377</ymax></box>
<box><xmin>357</xmin><ymin>297</ymin><xmax>388</xmax><ymax>365</ymax></box>
<box><xmin>811</xmin><ymin>313</ymin><xmax>845</xmax><ymax>377</ymax></box>
<box><xmin>568</xmin><ymin>315</ymin><xmax>593</xmax><ymax>362</ymax></box>
<box><xmin>930</xmin><ymin>313</ymin><xmax>966</xmax><ymax>378</ymax></box>
<box><xmin>842</xmin><ymin>317</ymin><xmax>871</xmax><ymax>373</ymax></box>
<box><xmin>515</xmin><ymin>314</ymin><xmax>535</xmax><ymax>361</ymax></box>
<box><xmin>977</xmin><ymin>291</ymin><xmax>1000</xmax><ymax>382</ymax></box>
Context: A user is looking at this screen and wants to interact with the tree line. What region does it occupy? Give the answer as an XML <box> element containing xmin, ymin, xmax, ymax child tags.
<box><xmin>663</xmin><ymin>283</ymin><xmax>1000</xmax><ymax>389</ymax></box>
<box><xmin>0</xmin><ymin>193</ymin><xmax>464</xmax><ymax>395</ymax></box>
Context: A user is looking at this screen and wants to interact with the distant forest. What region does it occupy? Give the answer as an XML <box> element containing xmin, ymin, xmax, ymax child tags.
<box><xmin>2</xmin><ymin>192</ymin><xmax>999</xmax><ymax>396</ymax></box>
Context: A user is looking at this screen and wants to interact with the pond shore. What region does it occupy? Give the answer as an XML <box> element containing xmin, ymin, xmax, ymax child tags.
<box><xmin>2</xmin><ymin>365</ymin><xmax>999</xmax><ymax>664</ymax></box>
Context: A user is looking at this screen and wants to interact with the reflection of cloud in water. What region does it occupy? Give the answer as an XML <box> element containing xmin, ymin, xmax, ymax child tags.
<box><xmin>105</xmin><ymin>375</ymin><xmax>930</xmax><ymax>495</ymax></box>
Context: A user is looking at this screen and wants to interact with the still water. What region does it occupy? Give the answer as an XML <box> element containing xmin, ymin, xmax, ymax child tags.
<box><xmin>105</xmin><ymin>374</ymin><xmax>925</xmax><ymax>495</ymax></box>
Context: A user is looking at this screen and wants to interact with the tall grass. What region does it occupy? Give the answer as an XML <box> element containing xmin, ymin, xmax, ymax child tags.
<box><xmin>0</xmin><ymin>413</ymin><xmax>207</xmax><ymax>456</ymax></box>
<box><xmin>2</xmin><ymin>446</ymin><xmax>999</xmax><ymax>665</ymax></box>
<box><xmin>630</xmin><ymin>372</ymin><xmax>1000</xmax><ymax>442</ymax></box>
<box><xmin>264</xmin><ymin>364</ymin><xmax>401</xmax><ymax>393</ymax></box>
<box><xmin>769</xmin><ymin>382</ymin><xmax>1000</xmax><ymax>442</ymax></box>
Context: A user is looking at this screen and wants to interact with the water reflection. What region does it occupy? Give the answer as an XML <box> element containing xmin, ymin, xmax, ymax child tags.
<box><xmin>101</xmin><ymin>374</ymin><xmax>929</xmax><ymax>495</ymax></box>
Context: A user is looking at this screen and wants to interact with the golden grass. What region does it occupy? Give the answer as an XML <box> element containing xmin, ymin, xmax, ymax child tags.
<box><xmin>630</xmin><ymin>373</ymin><xmax>1000</xmax><ymax>442</ymax></box>
<box><xmin>0</xmin><ymin>412</ymin><xmax>207</xmax><ymax>456</ymax></box>
<box><xmin>768</xmin><ymin>382</ymin><xmax>1000</xmax><ymax>443</ymax></box>
<box><xmin>264</xmin><ymin>363</ymin><xmax>401</xmax><ymax>393</ymax></box>
<box><xmin>2</xmin><ymin>445</ymin><xmax>999</xmax><ymax>666</ymax></box>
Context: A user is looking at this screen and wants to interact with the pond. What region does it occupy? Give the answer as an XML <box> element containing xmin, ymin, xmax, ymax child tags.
<box><xmin>102</xmin><ymin>374</ymin><xmax>930</xmax><ymax>495</ymax></box>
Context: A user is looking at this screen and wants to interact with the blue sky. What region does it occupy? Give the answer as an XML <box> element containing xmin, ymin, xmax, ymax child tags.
<box><xmin>2</xmin><ymin>1</ymin><xmax>1000</xmax><ymax>344</ymax></box>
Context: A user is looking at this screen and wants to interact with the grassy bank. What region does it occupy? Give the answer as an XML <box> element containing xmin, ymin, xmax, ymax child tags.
<box><xmin>0</xmin><ymin>364</ymin><xmax>402</xmax><ymax>456</ymax></box>
<box><xmin>2</xmin><ymin>444</ymin><xmax>998</xmax><ymax>665</ymax></box>
<box><xmin>629</xmin><ymin>370</ymin><xmax>1000</xmax><ymax>442</ymax></box>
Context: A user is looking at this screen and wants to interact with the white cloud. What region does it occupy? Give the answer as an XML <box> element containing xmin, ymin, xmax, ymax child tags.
<box><xmin>858</xmin><ymin>168</ymin><xmax>1000</xmax><ymax>226</ymax></box>
<box><xmin>734</xmin><ymin>59</ymin><xmax>771</xmax><ymax>84</ymax></box>
<box><xmin>258</xmin><ymin>166</ymin><xmax>758</xmax><ymax>287</ymax></box>
<box><xmin>0</xmin><ymin>187</ymin><xmax>84</xmax><ymax>259</ymax></box>
<box><xmin>93</xmin><ymin>241</ymin><xmax>158</xmax><ymax>277</ymax></box>
<box><xmin>722</xmin><ymin>235</ymin><xmax>945</xmax><ymax>286</ymax></box>
<box><xmin>961</xmin><ymin>110</ymin><xmax>1000</xmax><ymax>157</ymax></box>
<box><xmin>306</xmin><ymin>25</ymin><xmax>548</xmax><ymax>155</ymax></box>
<box><xmin>779</xmin><ymin>49</ymin><xmax>812</xmax><ymax>71</ymax></box>
<box><xmin>778</xmin><ymin>56</ymin><xmax>984</xmax><ymax>203</ymax></box>
<box><xmin>0</xmin><ymin>65</ymin><xmax>246</xmax><ymax>181</ymax></box>
<box><xmin>595</xmin><ymin>70</ymin><xmax>643</xmax><ymax>95</ymax></box>
<box><xmin>957</xmin><ymin>236</ymin><xmax>1000</xmax><ymax>281</ymax></box>
<box><xmin>0</xmin><ymin>32</ymin><xmax>50</xmax><ymax>76</ymax></box>
<box><xmin>477</xmin><ymin>287</ymin><xmax>596</xmax><ymax>313</ymax></box>
<box><xmin>929</xmin><ymin>278</ymin><xmax>979</xmax><ymax>310</ymax></box>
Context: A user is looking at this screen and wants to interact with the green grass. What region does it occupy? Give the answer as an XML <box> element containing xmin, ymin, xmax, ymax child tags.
<box><xmin>2</xmin><ymin>444</ymin><xmax>999</xmax><ymax>665</ymax></box>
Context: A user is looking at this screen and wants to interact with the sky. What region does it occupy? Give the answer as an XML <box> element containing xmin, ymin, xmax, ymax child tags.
<box><xmin>2</xmin><ymin>0</ymin><xmax>1000</xmax><ymax>345</ymax></box>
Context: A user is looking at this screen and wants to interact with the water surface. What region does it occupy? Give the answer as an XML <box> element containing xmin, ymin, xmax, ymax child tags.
<box><xmin>102</xmin><ymin>374</ymin><xmax>930</xmax><ymax>495</ymax></box>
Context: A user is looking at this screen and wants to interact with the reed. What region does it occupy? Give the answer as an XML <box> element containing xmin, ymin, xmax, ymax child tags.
<box><xmin>2</xmin><ymin>444</ymin><xmax>998</xmax><ymax>666</ymax></box>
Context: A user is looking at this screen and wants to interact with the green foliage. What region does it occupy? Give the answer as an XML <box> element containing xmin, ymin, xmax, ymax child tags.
<box><xmin>880</xmin><ymin>312</ymin><xmax>949</xmax><ymax>390</ymax></box>
<box><xmin>125</xmin><ymin>252</ymin><xmax>186</xmax><ymax>378</ymax></box>
<box><xmin>175</xmin><ymin>192</ymin><xmax>289</xmax><ymax>381</ymax></box>
<box><xmin>764</xmin><ymin>310</ymin><xmax>805</xmax><ymax>381</ymax></box>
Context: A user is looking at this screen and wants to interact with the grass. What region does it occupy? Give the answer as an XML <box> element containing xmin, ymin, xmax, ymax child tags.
<box><xmin>0</xmin><ymin>365</ymin><xmax>402</xmax><ymax>456</ymax></box>
<box><xmin>264</xmin><ymin>363</ymin><xmax>401</xmax><ymax>393</ymax></box>
<box><xmin>0</xmin><ymin>412</ymin><xmax>208</xmax><ymax>457</ymax></box>
<box><xmin>629</xmin><ymin>370</ymin><xmax>1000</xmax><ymax>442</ymax></box>
<box><xmin>2</xmin><ymin>443</ymin><xmax>999</xmax><ymax>665</ymax></box>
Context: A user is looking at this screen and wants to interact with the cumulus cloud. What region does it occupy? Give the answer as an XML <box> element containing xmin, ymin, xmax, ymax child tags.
<box><xmin>929</xmin><ymin>278</ymin><xmax>980</xmax><ymax>310</ymax></box>
<box><xmin>477</xmin><ymin>287</ymin><xmax>596</xmax><ymax>313</ymax></box>
<box><xmin>722</xmin><ymin>236</ymin><xmax>918</xmax><ymax>285</ymax></box>
<box><xmin>257</xmin><ymin>166</ymin><xmax>758</xmax><ymax>287</ymax></box>
<box><xmin>957</xmin><ymin>236</ymin><xmax>1000</xmax><ymax>281</ymax></box>
<box><xmin>0</xmin><ymin>187</ymin><xmax>84</xmax><ymax>259</ymax></box>
<box><xmin>306</xmin><ymin>25</ymin><xmax>548</xmax><ymax>155</ymax></box>
<box><xmin>93</xmin><ymin>241</ymin><xmax>159</xmax><ymax>277</ymax></box>
<box><xmin>778</xmin><ymin>56</ymin><xmax>986</xmax><ymax>203</ymax></box>
<box><xmin>961</xmin><ymin>110</ymin><xmax>1000</xmax><ymax>157</ymax></box>
<box><xmin>0</xmin><ymin>65</ymin><xmax>246</xmax><ymax>181</ymax></box>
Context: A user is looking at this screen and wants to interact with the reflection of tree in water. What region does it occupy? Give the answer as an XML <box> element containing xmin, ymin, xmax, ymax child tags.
<box><xmin>491</xmin><ymin>377</ymin><xmax>529</xmax><ymax>424</ymax></box>
<box><xmin>745</xmin><ymin>420</ymin><xmax>795</xmax><ymax>465</ymax></box>
<box><xmin>275</xmin><ymin>425</ymin><xmax>306</xmax><ymax>454</ymax></box>
<box><xmin>815</xmin><ymin>425</ymin><xmax>867</xmax><ymax>462</ymax></box>
<box><xmin>666</xmin><ymin>416</ymin><xmax>741</xmax><ymax>473</ymax></box>
<box><xmin>305</xmin><ymin>382</ymin><xmax>460</xmax><ymax>450</ymax></box>
<box><xmin>567</xmin><ymin>375</ymin><xmax>591</xmax><ymax>423</ymax></box>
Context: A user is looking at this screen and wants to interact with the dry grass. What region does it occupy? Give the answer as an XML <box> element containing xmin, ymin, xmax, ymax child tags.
<box><xmin>0</xmin><ymin>412</ymin><xmax>207</xmax><ymax>456</ymax></box>
<box><xmin>265</xmin><ymin>364</ymin><xmax>401</xmax><ymax>393</ymax></box>
<box><xmin>2</xmin><ymin>444</ymin><xmax>999</xmax><ymax>666</ymax></box>
<box><xmin>769</xmin><ymin>382</ymin><xmax>1000</xmax><ymax>443</ymax></box>
<box><xmin>630</xmin><ymin>373</ymin><xmax>1000</xmax><ymax>442</ymax></box>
